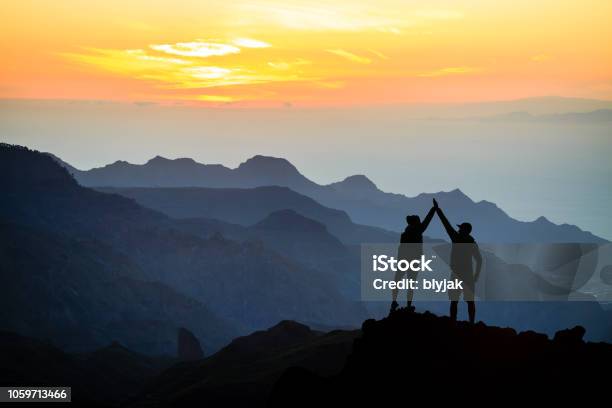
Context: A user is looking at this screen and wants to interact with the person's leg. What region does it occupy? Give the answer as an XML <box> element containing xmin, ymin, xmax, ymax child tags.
<box><xmin>390</xmin><ymin>270</ymin><xmax>403</xmax><ymax>313</ymax></box>
<box><xmin>450</xmin><ymin>301</ymin><xmax>458</xmax><ymax>321</ymax></box>
<box><xmin>467</xmin><ymin>301</ymin><xmax>476</xmax><ymax>324</ymax></box>
<box><xmin>405</xmin><ymin>272</ymin><xmax>417</xmax><ymax>311</ymax></box>
<box><xmin>448</xmin><ymin>276</ymin><xmax>460</xmax><ymax>321</ymax></box>
<box><xmin>465</xmin><ymin>276</ymin><xmax>475</xmax><ymax>323</ymax></box>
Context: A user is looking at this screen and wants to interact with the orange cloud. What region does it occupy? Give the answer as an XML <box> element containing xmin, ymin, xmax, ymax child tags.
<box><xmin>2</xmin><ymin>0</ymin><xmax>611</xmax><ymax>106</ymax></box>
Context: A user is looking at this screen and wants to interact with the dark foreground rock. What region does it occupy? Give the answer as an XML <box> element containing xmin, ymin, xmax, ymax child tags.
<box><xmin>130</xmin><ymin>321</ymin><xmax>358</xmax><ymax>407</ymax></box>
<box><xmin>269</xmin><ymin>309</ymin><xmax>612</xmax><ymax>406</ymax></box>
<box><xmin>0</xmin><ymin>331</ymin><xmax>175</xmax><ymax>406</ymax></box>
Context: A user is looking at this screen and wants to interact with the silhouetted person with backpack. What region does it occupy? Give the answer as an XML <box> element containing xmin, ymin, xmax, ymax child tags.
<box><xmin>390</xmin><ymin>203</ymin><xmax>436</xmax><ymax>313</ymax></box>
<box><xmin>434</xmin><ymin>198</ymin><xmax>482</xmax><ymax>323</ymax></box>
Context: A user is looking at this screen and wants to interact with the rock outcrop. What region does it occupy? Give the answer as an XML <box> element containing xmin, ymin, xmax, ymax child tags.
<box><xmin>270</xmin><ymin>309</ymin><xmax>612</xmax><ymax>406</ymax></box>
<box><xmin>177</xmin><ymin>328</ymin><xmax>204</xmax><ymax>361</ymax></box>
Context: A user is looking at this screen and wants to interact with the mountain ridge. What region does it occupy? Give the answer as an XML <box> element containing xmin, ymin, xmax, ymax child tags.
<box><xmin>2</xmin><ymin>144</ymin><xmax>367</xmax><ymax>352</ymax></box>
<box><xmin>52</xmin><ymin>151</ymin><xmax>605</xmax><ymax>243</ymax></box>
<box><xmin>97</xmin><ymin>186</ymin><xmax>397</xmax><ymax>244</ymax></box>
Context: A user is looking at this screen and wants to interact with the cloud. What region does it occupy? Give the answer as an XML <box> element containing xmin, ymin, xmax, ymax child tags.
<box><xmin>377</xmin><ymin>27</ymin><xmax>402</xmax><ymax>35</ymax></box>
<box><xmin>368</xmin><ymin>49</ymin><xmax>388</xmax><ymax>60</ymax></box>
<box><xmin>183</xmin><ymin>66</ymin><xmax>232</xmax><ymax>79</ymax></box>
<box><xmin>150</xmin><ymin>41</ymin><xmax>240</xmax><ymax>58</ymax></box>
<box><xmin>142</xmin><ymin>65</ymin><xmax>314</xmax><ymax>90</ymax></box>
<box><xmin>61</xmin><ymin>48</ymin><xmax>190</xmax><ymax>73</ymax></box>
<box><xmin>268</xmin><ymin>61</ymin><xmax>291</xmax><ymax>70</ymax></box>
<box><xmin>63</xmin><ymin>44</ymin><xmax>315</xmax><ymax>93</ymax></box>
<box><xmin>196</xmin><ymin>95</ymin><xmax>236</xmax><ymax>102</ymax></box>
<box><xmin>125</xmin><ymin>49</ymin><xmax>188</xmax><ymax>64</ymax></box>
<box><xmin>326</xmin><ymin>49</ymin><xmax>371</xmax><ymax>64</ymax></box>
<box><xmin>232</xmin><ymin>38</ymin><xmax>271</xmax><ymax>48</ymax></box>
<box><xmin>417</xmin><ymin>66</ymin><xmax>481</xmax><ymax>77</ymax></box>
<box><xmin>267</xmin><ymin>58</ymin><xmax>311</xmax><ymax>70</ymax></box>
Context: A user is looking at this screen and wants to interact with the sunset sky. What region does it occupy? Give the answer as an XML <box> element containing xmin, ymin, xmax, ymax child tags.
<box><xmin>2</xmin><ymin>0</ymin><xmax>612</xmax><ymax>107</ymax></box>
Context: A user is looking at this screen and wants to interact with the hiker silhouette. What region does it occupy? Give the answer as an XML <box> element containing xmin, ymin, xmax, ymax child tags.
<box><xmin>434</xmin><ymin>198</ymin><xmax>482</xmax><ymax>323</ymax></box>
<box><xmin>390</xmin><ymin>203</ymin><xmax>436</xmax><ymax>313</ymax></box>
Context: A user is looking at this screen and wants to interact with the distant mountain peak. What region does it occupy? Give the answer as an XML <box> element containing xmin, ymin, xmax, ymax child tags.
<box><xmin>234</xmin><ymin>155</ymin><xmax>316</xmax><ymax>187</ymax></box>
<box><xmin>145</xmin><ymin>156</ymin><xmax>199</xmax><ymax>167</ymax></box>
<box><xmin>146</xmin><ymin>155</ymin><xmax>171</xmax><ymax>164</ymax></box>
<box><xmin>238</xmin><ymin>155</ymin><xmax>299</xmax><ymax>172</ymax></box>
<box><xmin>224</xmin><ymin>320</ymin><xmax>316</xmax><ymax>355</ymax></box>
<box><xmin>175</xmin><ymin>157</ymin><xmax>197</xmax><ymax>164</ymax></box>
<box><xmin>328</xmin><ymin>174</ymin><xmax>380</xmax><ymax>196</ymax></box>
<box><xmin>341</xmin><ymin>175</ymin><xmax>378</xmax><ymax>190</ymax></box>
<box><xmin>446</xmin><ymin>188</ymin><xmax>472</xmax><ymax>201</ymax></box>
<box><xmin>269</xmin><ymin>320</ymin><xmax>312</xmax><ymax>335</ymax></box>
<box><xmin>110</xmin><ymin>160</ymin><xmax>131</xmax><ymax>167</ymax></box>
<box><xmin>421</xmin><ymin>188</ymin><xmax>470</xmax><ymax>201</ymax></box>
<box><xmin>534</xmin><ymin>215</ymin><xmax>551</xmax><ymax>224</ymax></box>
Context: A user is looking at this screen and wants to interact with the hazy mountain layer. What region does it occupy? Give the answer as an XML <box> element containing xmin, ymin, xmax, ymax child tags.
<box><xmin>58</xmin><ymin>153</ymin><xmax>605</xmax><ymax>243</ymax></box>
<box><xmin>1</xmin><ymin>144</ymin><xmax>366</xmax><ymax>351</ymax></box>
<box><xmin>0</xmin><ymin>222</ymin><xmax>235</xmax><ymax>354</ymax></box>
<box><xmin>98</xmin><ymin>186</ymin><xmax>397</xmax><ymax>244</ymax></box>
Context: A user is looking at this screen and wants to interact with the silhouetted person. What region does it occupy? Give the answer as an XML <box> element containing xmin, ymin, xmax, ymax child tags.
<box><xmin>391</xmin><ymin>204</ymin><xmax>436</xmax><ymax>313</ymax></box>
<box><xmin>434</xmin><ymin>198</ymin><xmax>482</xmax><ymax>323</ymax></box>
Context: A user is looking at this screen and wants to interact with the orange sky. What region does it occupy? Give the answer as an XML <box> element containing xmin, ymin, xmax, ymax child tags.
<box><xmin>1</xmin><ymin>0</ymin><xmax>612</xmax><ymax>107</ymax></box>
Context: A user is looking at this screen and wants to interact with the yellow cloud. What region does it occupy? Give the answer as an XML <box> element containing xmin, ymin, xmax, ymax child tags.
<box><xmin>326</xmin><ymin>49</ymin><xmax>371</xmax><ymax>64</ymax></box>
<box><xmin>268</xmin><ymin>61</ymin><xmax>291</xmax><ymax>70</ymax></box>
<box><xmin>63</xmin><ymin>44</ymin><xmax>314</xmax><ymax>91</ymax></box>
<box><xmin>125</xmin><ymin>49</ymin><xmax>188</xmax><ymax>65</ymax></box>
<box><xmin>196</xmin><ymin>95</ymin><xmax>236</xmax><ymax>102</ymax></box>
<box><xmin>150</xmin><ymin>41</ymin><xmax>240</xmax><ymax>57</ymax></box>
<box><xmin>267</xmin><ymin>58</ymin><xmax>311</xmax><ymax>70</ymax></box>
<box><xmin>368</xmin><ymin>49</ymin><xmax>388</xmax><ymax>60</ymax></box>
<box><xmin>232</xmin><ymin>38</ymin><xmax>271</xmax><ymax>48</ymax></box>
<box><xmin>377</xmin><ymin>27</ymin><xmax>402</xmax><ymax>35</ymax></box>
<box><xmin>62</xmin><ymin>48</ymin><xmax>189</xmax><ymax>74</ymax></box>
<box><xmin>141</xmin><ymin>64</ymin><xmax>313</xmax><ymax>89</ymax></box>
<box><xmin>417</xmin><ymin>66</ymin><xmax>481</xmax><ymax>77</ymax></box>
<box><xmin>183</xmin><ymin>66</ymin><xmax>232</xmax><ymax>79</ymax></box>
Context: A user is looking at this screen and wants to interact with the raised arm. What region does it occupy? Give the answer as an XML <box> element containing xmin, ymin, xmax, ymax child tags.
<box><xmin>420</xmin><ymin>206</ymin><xmax>436</xmax><ymax>233</ymax></box>
<box><xmin>434</xmin><ymin>199</ymin><xmax>458</xmax><ymax>241</ymax></box>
